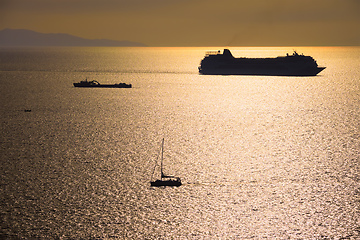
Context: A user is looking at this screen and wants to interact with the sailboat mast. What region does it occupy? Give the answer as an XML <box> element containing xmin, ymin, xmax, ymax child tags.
<box><xmin>161</xmin><ymin>138</ymin><xmax>164</xmax><ymax>180</ymax></box>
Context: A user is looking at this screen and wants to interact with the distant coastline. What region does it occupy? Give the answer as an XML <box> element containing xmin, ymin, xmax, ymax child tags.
<box><xmin>0</xmin><ymin>29</ymin><xmax>147</xmax><ymax>47</ymax></box>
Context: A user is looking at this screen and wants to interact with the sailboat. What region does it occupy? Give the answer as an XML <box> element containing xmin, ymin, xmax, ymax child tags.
<box><xmin>150</xmin><ymin>138</ymin><xmax>182</xmax><ymax>187</ymax></box>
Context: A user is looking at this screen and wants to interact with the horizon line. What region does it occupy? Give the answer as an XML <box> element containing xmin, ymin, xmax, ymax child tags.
<box><xmin>1</xmin><ymin>28</ymin><xmax>359</xmax><ymax>48</ymax></box>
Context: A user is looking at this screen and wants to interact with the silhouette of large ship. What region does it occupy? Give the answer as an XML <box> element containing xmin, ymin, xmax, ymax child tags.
<box><xmin>199</xmin><ymin>49</ymin><xmax>325</xmax><ymax>76</ymax></box>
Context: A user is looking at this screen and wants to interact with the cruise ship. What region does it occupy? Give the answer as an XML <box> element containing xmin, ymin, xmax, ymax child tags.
<box><xmin>199</xmin><ymin>49</ymin><xmax>325</xmax><ymax>76</ymax></box>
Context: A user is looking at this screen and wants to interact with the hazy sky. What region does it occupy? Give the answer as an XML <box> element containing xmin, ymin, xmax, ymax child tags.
<box><xmin>1</xmin><ymin>0</ymin><xmax>359</xmax><ymax>46</ymax></box>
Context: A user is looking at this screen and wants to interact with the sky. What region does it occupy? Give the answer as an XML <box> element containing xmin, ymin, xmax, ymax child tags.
<box><xmin>1</xmin><ymin>0</ymin><xmax>359</xmax><ymax>46</ymax></box>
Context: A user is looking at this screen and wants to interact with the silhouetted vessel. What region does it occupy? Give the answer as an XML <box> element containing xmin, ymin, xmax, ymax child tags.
<box><xmin>150</xmin><ymin>138</ymin><xmax>182</xmax><ymax>187</ymax></box>
<box><xmin>199</xmin><ymin>49</ymin><xmax>325</xmax><ymax>76</ymax></box>
<box><xmin>73</xmin><ymin>78</ymin><xmax>132</xmax><ymax>88</ymax></box>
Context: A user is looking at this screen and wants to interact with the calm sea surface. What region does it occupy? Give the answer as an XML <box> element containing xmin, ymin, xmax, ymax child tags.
<box><xmin>1</xmin><ymin>47</ymin><xmax>359</xmax><ymax>239</ymax></box>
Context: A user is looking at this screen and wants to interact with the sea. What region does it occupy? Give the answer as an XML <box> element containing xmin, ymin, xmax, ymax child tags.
<box><xmin>0</xmin><ymin>46</ymin><xmax>359</xmax><ymax>239</ymax></box>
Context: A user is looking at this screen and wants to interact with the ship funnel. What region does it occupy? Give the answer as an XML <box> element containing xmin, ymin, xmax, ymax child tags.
<box><xmin>223</xmin><ymin>49</ymin><xmax>234</xmax><ymax>58</ymax></box>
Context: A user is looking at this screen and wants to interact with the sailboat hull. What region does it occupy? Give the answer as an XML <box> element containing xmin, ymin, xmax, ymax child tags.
<box><xmin>150</xmin><ymin>179</ymin><xmax>182</xmax><ymax>187</ymax></box>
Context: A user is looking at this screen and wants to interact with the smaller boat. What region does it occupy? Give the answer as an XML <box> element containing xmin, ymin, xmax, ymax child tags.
<box><xmin>150</xmin><ymin>138</ymin><xmax>182</xmax><ymax>187</ymax></box>
<box><xmin>73</xmin><ymin>78</ymin><xmax>132</xmax><ymax>88</ymax></box>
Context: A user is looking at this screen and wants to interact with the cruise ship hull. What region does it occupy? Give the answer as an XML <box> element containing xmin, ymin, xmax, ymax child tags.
<box><xmin>199</xmin><ymin>66</ymin><xmax>326</xmax><ymax>76</ymax></box>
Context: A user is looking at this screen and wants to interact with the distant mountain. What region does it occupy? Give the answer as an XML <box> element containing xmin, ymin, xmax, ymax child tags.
<box><xmin>0</xmin><ymin>29</ymin><xmax>146</xmax><ymax>47</ymax></box>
